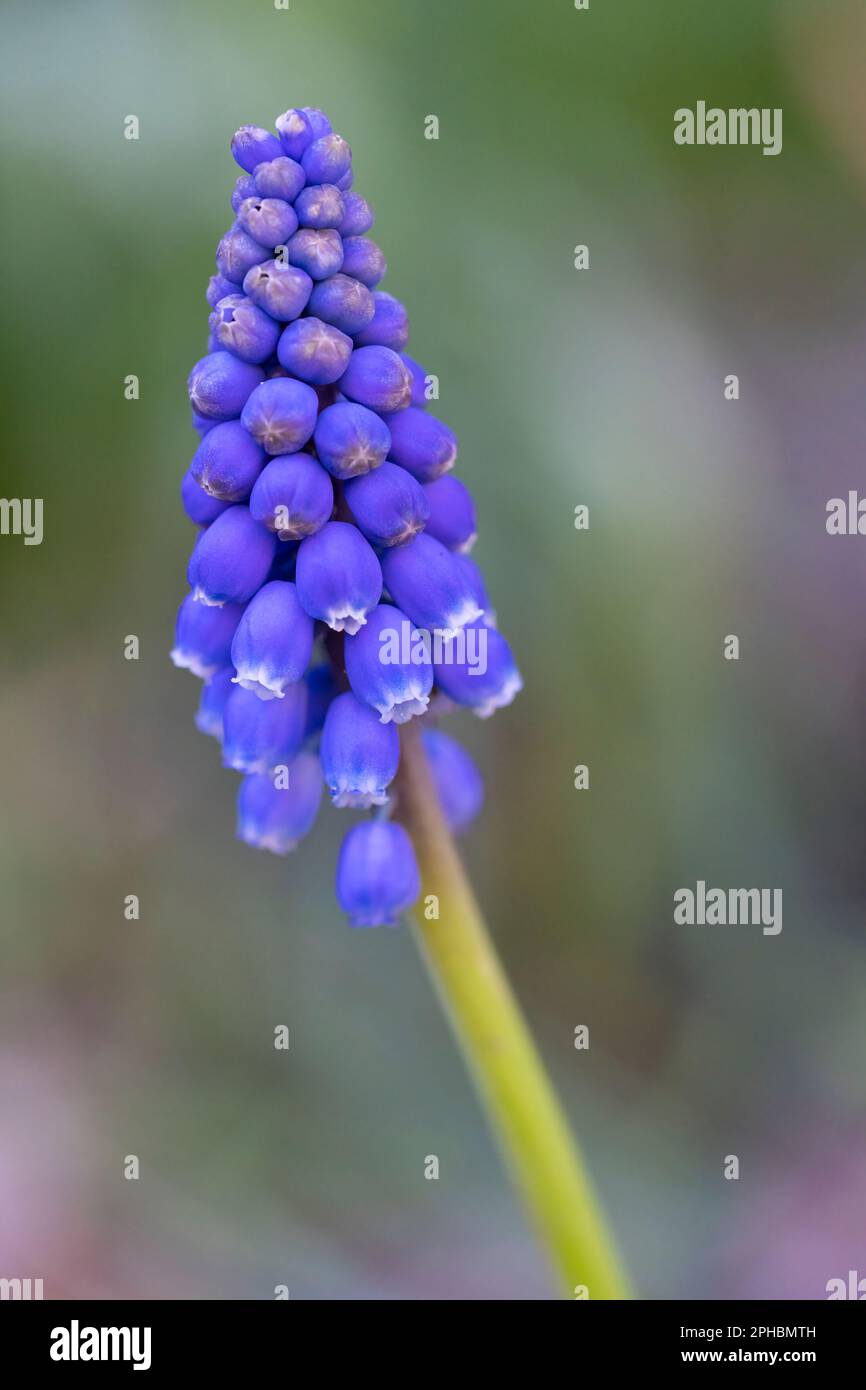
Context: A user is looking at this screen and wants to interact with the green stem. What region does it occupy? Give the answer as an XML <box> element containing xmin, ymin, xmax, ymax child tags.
<box><xmin>396</xmin><ymin>721</ymin><xmax>631</xmax><ymax>1300</ymax></box>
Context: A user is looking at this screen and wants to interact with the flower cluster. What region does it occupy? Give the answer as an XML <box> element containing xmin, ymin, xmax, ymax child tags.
<box><xmin>173</xmin><ymin>106</ymin><xmax>521</xmax><ymax>926</ymax></box>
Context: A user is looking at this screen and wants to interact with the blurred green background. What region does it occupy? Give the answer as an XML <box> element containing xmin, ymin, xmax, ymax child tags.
<box><xmin>2</xmin><ymin>0</ymin><xmax>866</xmax><ymax>1299</ymax></box>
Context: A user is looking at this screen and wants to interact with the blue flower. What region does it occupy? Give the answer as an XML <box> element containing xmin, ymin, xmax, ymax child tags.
<box><xmin>287</xmin><ymin>227</ymin><xmax>344</xmax><ymax>281</ymax></box>
<box><xmin>275</xmin><ymin>108</ymin><xmax>316</xmax><ymax>161</ymax></box>
<box><xmin>295</xmin><ymin>183</ymin><xmax>346</xmax><ymax>229</ymax></box>
<box><xmin>313</xmin><ymin>401</ymin><xmax>390</xmax><ymax>480</ymax></box>
<box><xmin>176</xmin><ymin>105</ymin><xmax>521</xmax><ymax>926</ymax></box>
<box><xmin>434</xmin><ymin>622</ymin><xmax>523</xmax><ymax>718</ymax></box>
<box><xmin>195</xmin><ymin>667</ymin><xmax>236</xmax><ymax>740</ymax></box>
<box><xmin>222</xmin><ymin>681</ymin><xmax>308</xmax><ymax>773</ymax></box>
<box><xmin>243</xmin><ymin>260</ymin><xmax>313</xmax><ymax>322</ymax></box>
<box><xmin>215</xmin><ymin>224</ymin><xmax>271</xmax><ymax>284</ymax></box>
<box><xmin>343</xmin><ymin>460</ymin><xmax>428</xmax><ymax>548</ymax></box>
<box><xmin>230</xmin><ymin>580</ymin><xmax>315</xmax><ymax>700</ymax></box>
<box><xmin>338</xmin><ymin>345</ymin><xmax>412</xmax><ymax>414</ymax></box>
<box><xmin>308</xmin><ymin>273</ymin><xmax>375</xmax><ymax>335</ymax></box>
<box><xmin>254</xmin><ymin>156</ymin><xmax>306</xmax><ymax>203</ymax></box>
<box><xmin>422</xmin><ymin>729</ymin><xmax>484</xmax><ymax>833</ymax></box>
<box><xmin>355</xmin><ymin>292</ymin><xmax>409</xmax><ymax>351</ymax></box>
<box><xmin>338</xmin><ymin>191</ymin><xmax>374</xmax><ymax>236</ymax></box>
<box><xmin>422</xmin><ymin>475</ymin><xmax>477</xmax><ymax>552</ymax></box>
<box><xmin>208</xmin><ymin>294</ymin><xmax>281</xmax><ymax>365</ymax></box>
<box><xmin>231</xmin><ymin>125</ymin><xmax>283</xmax><ymax>173</ymax></box>
<box><xmin>171</xmin><ymin>594</ymin><xmax>245</xmax><ymax>679</ymax></box>
<box><xmin>188</xmin><ymin>352</ymin><xmax>264</xmax><ymax>422</ymax></box>
<box><xmin>240</xmin><ymin>378</ymin><xmax>319</xmax><ymax>455</ymax></box>
<box><xmin>276</xmin><ymin>317</ymin><xmax>353</xmax><ymax>386</ymax></box>
<box><xmin>295</xmin><ymin>521</ymin><xmax>382</xmax><ymax>634</ymax></box>
<box><xmin>237</xmin><ymin>752</ymin><xmax>323</xmax><ymax>854</ymax></box>
<box><xmin>249</xmin><ymin>453</ymin><xmax>334</xmax><ymax>540</ymax></box>
<box><xmin>344</xmin><ymin>603</ymin><xmax>433</xmax><ymax>724</ymax></box>
<box><xmin>181</xmin><ymin>468</ymin><xmax>231</xmax><ymax>527</ymax></box>
<box><xmin>321</xmin><ymin>692</ymin><xmax>400</xmax><ymax>807</ymax></box>
<box><xmin>380</xmin><ymin>533</ymin><xmax>483</xmax><ymax>637</ymax></box>
<box><xmin>336</xmin><ymin>821</ymin><xmax>421</xmax><ymax>927</ymax></box>
<box><xmin>380</xmin><ymin>406</ymin><xmax>457</xmax><ymax>482</ymax></box>
<box><xmin>191</xmin><ymin>421</ymin><xmax>266</xmax><ymax>502</ymax></box>
<box><xmin>187</xmin><ymin>505</ymin><xmax>276</xmax><ymax>606</ymax></box>
<box><xmin>236</xmin><ymin>195</ymin><xmax>298</xmax><ymax>248</ymax></box>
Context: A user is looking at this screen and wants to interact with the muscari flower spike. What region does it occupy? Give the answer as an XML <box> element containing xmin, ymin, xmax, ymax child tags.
<box><xmin>172</xmin><ymin>105</ymin><xmax>522</xmax><ymax>926</ymax></box>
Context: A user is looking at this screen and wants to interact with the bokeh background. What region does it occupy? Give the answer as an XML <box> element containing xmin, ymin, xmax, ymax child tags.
<box><xmin>1</xmin><ymin>0</ymin><xmax>865</xmax><ymax>1300</ymax></box>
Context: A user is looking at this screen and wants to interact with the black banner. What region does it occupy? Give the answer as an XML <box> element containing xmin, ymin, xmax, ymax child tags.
<box><xmin>0</xmin><ymin>1300</ymin><xmax>860</xmax><ymax>1373</ymax></box>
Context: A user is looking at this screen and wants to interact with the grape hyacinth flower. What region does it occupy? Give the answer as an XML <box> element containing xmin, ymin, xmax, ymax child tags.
<box><xmin>171</xmin><ymin>108</ymin><xmax>629</xmax><ymax>1302</ymax></box>
<box><xmin>175</xmin><ymin>103</ymin><xmax>520</xmax><ymax>901</ymax></box>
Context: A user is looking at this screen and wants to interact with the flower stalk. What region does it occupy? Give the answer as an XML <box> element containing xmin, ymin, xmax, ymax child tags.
<box><xmin>396</xmin><ymin>720</ymin><xmax>631</xmax><ymax>1300</ymax></box>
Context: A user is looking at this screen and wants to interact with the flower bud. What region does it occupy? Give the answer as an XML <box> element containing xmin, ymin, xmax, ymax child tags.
<box><xmin>241</xmin><ymin>378</ymin><xmax>319</xmax><ymax>455</ymax></box>
<box><xmin>344</xmin><ymin>461</ymin><xmax>428</xmax><ymax>548</ymax></box>
<box><xmin>249</xmin><ymin>453</ymin><xmax>334</xmax><ymax>539</ymax></box>
<box><xmin>236</xmin><ymin>196</ymin><xmax>298</xmax><ymax>248</ymax></box>
<box><xmin>222</xmin><ymin>681</ymin><xmax>308</xmax><ymax>773</ymax></box>
<box><xmin>216</xmin><ymin>224</ymin><xmax>271</xmax><ymax>284</ymax></box>
<box><xmin>313</xmin><ymin>401</ymin><xmax>390</xmax><ymax>479</ymax></box>
<box><xmin>452</xmin><ymin>552</ymin><xmax>494</xmax><ymax>624</ymax></box>
<box><xmin>344</xmin><ymin>603</ymin><xmax>433</xmax><ymax>724</ymax></box>
<box><xmin>230</xmin><ymin>579</ymin><xmax>315</xmax><ymax>699</ymax></box>
<box><xmin>171</xmin><ymin>593</ymin><xmax>245</xmax><ymax>679</ymax></box>
<box><xmin>339</xmin><ymin>236</ymin><xmax>386</xmax><ymax>288</ymax></box>
<box><xmin>275</xmin><ymin>107</ymin><xmax>316</xmax><ymax>160</ymax></box>
<box><xmin>231</xmin><ymin>125</ymin><xmax>283</xmax><ymax>173</ymax></box>
<box><xmin>173</xmin><ymin>586</ymin><xmax>246</xmax><ymax>678</ymax></box>
<box><xmin>195</xmin><ymin>667</ymin><xmax>235</xmax><ymax>740</ymax></box>
<box><xmin>296</xmin><ymin>521</ymin><xmax>382</xmax><ymax>634</ymax></box>
<box><xmin>236</xmin><ymin>752</ymin><xmax>323</xmax><ymax>853</ymax></box>
<box><xmin>354</xmin><ymin>292</ymin><xmax>409</xmax><ymax>351</ymax></box>
<box><xmin>422</xmin><ymin>729</ymin><xmax>484</xmax><ymax>833</ymax></box>
<box><xmin>287</xmin><ymin>227</ymin><xmax>344</xmax><ymax>281</ymax></box>
<box><xmin>399</xmin><ymin>353</ymin><xmax>431</xmax><ymax>407</ymax></box>
<box><xmin>181</xmin><ymin>468</ymin><xmax>231</xmax><ymax>527</ymax></box>
<box><xmin>338</xmin><ymin>192</ymin><xmax>374</xmax><ymax>237</ymax></box>
<box><xmin>253</xmin><ymin>155</ymin><xmax>306</xmax><ymax>202</ymax></box>
<box><xmin>336</xmin><ymin>821</ymin><xmax>420</xmax><ymax>927</ymax></box>
<box><xmin>191</xmin><ymin>421</ymin><xmax>266</xmax><ymax>502</ymax></box>
<box><xmin>209</xmin><ymin>294</ymin><xmax>281</xmax><ymax>365</ymax></box>
<box><xmin>188</xmin><ymin>352</ymin><xmax>264</xmax><ymax>422</ymax></box>
<box><xmin>308</xmin><ymin>274</ymin><xmax>375</xmax><ymax>335</ymax></box>
<box><xmin>243</xmin><ymin>259</ymin><xmax>313</xmax><ymax>322</ymax></box>
<box><xmin>321</xmin><ymin>691</ymin><xmax>400</xmax><ymax>807</ymax></box>
<box><xmin>230</xmin><ymin>175</ymin><xmax>257</xmax><ymax>213</ymax></box>
<box><xmin>434</xmin><ymin>622</ymin><xmax>522</xmax><ymax>718</ymax></box>
<box><xmin>295</xmin><ymin>184</ymin><xmax>345</xmax><ymax>229</ymax></box>
<box><xmin>302</xmin><ymin>133</ymin><xmax>352</xmax><ymax>186</ymax></box>
<box><xmin>187</xmin><ymin>505</ymin><xmax>276</xmax><ymax>606</ymax></box>
<box><xmin>206</xmin><ymin>272</ymin><xmax>235</xmax><ymax>309</ymax></box>
<box><xmin>302</xmin><ymin>107</ymin><xmax>333</xmax><ymax>140</ymax></box>
<box><xmin>338</xmin><ymin>345</ymin><xmax>412</xmax><ymax>414</ymax></box>
<box><xmin>380</xmin><ymin>533</ymin><xmax>482</xmax><ymax>637</ymax></box>
<box><xmin>381</xmin><ymin>407</ymin><xmax>457</xmax><ymax>481</ymax></box>
<box><xmin>276</xmin><ymin>317</ymin><xmax>353</xmax><ymax>386</ymax></box>
<box><xmin>422</xmin><ymin>476</ymin><xmax>477</xmax><ymax>552</ymax></box>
